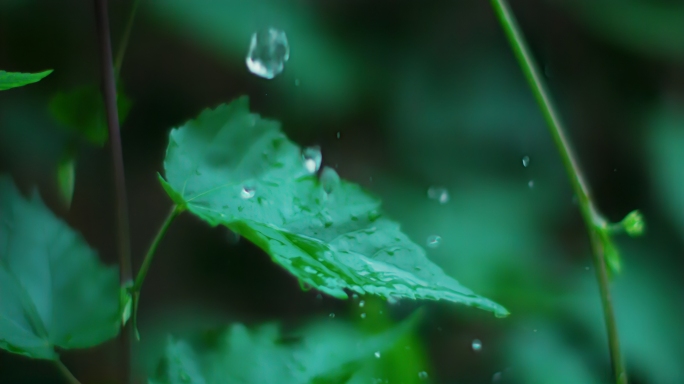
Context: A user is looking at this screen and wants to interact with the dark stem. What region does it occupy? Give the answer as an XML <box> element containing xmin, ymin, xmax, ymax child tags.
<box><xmin>489</xmin><ymin>1</ymin><xmax>626</xmax><ymax>383</ymax></box>
<box><xmin>93</xmin><ymin>0</ymin><xmax>132</xmax><ymax>382</ymax></box>
<box><xmin>55</xmin><ymin>360</ymin><xmax>81</xmax><ymax>384</ymax></box>
<box><xmin>114</xmin><ymin>0</ymin><xmax>141</xmax><ymax>77</ymax></box>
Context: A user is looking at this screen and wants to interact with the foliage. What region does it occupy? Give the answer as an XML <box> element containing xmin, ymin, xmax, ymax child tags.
<box><xmin>0</xmin><ymin>69</ymin><xmax>52</xmax><ymax>91</ymax></box>
<box><xmin>158</xmin><ymin>96</ymin><xmax>507</xmax><ymax>317</ymax></box>
<box><xmin>0</xmin><ymin>176</ymin><xmax>121</xmax><ymax>360</ymax></box>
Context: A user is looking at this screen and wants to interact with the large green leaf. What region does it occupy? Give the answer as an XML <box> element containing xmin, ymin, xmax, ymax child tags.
<box><xmin>150</xmin><ymin>313</ymin><xmax>419</xmax><ymax>384</ymax></box>
<box><xmin>159</xmin><ymin>96</ymin><xmax>508</xmax><ymax>316</ymax></box>
<box><xmin>0</xmin><ymin>69</ymin><xmax>52</xmax><ymax>91</ymax></box>
<box><xmin>0</xmin><ymin>175</ymin><xmax>120</xmax><ymax>360</ymax></box>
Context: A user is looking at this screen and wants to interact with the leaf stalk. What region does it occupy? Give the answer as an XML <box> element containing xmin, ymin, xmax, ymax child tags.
<box><xmin>489</xmin><ymin>1</ymin><xmax>626</xmax><ymax>383</ymax></box>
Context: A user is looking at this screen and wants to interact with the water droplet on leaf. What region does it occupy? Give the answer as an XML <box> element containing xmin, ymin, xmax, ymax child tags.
<box><xmin>320</xmin><ymin>166</ymin><xmax>340</xmax><ymax>193</ymax></box>
<box><xmin>359</xmin><ymin>300</ymin><xmax>365</xmax><ymax>307</ymax></box>
<box><xmin>471</xmin><ymin>339</ymin><xmax>482</xmax><ymax>351</ymax></box>
<box><xmin>240</xmin><ymin>186</ymin><xmax>255</xmax><ymax>199</ymax></box>
<box><xmin>245</xmin><ymin>27</ymin><xmax>290</xmax><ymax>79</ymax></box>
<box><xmin>302</xmin><ymin>146</ymin><xmax>322</xmax><ymax>174</ymax></box>
<box><xmin>374</xmin><ymin>351</ymin><xmax>381</xmax><ymax>358</ymax></box>
<box><xmin>426</xmin><ymin>235</ymin><xmax>441</xmax><ymax>249</ymax></box>
<box><xmin>360</xmin><ymin>313</ymin><xmax>366</xmax><ymax>319</ymax></box>
<box><xmin>427</xmin><ymin>186</ymin><xmax>449</xmax><ymax>204</ymax></box>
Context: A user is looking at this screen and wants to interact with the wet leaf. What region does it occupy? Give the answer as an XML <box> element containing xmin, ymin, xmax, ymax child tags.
<box><xmin>0</xmin><ymin>69</ymin><xmax>52</xmax><ymax>91</ymax></box>
<box><xmin>0</xmin><ymin>175</ymin><xmax>120</xmax><ymax>360</ymax></box>
<box><xmin>159</xmin><ymin>96</ymin><xmax>508</xmax><ymax>316</ymax></box>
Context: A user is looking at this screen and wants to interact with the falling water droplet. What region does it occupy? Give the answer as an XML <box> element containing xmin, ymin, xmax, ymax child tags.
<box><xmin>245</xmin><ymin>27</ymin><xmax>290</xmax><ymax>79</ymax></box>
<box><xmin>528</xmin><ymin>180</ymin><xmax>535</xmax><ymax>189</ymax></box>
<box><xmin>359</xmin><ymin>300</ymin><xmax>365</xmax><ymax>308</ymax></box>
<box><xmin>240</xmin><ymin>186</ymin><xmax>256</xmax><ymax>199</ymax></box>
<box><xmin>522</xmin><ymin>155</ymin><xmax>530</xmax><ymax>167</ymax></box>
<box><xmin>471</xmin><ymin>339</ymin><xmax>482</xmax><ymax>352</ymax></box>
<box><xmin>427</xmin><ymin>186</ymin><xmax>449</xmax><ymax>204</ymax></box>
<box><xmin>360</xmin><ymin>313</ymin><xmax>367</xmax><ymax>319</ymax></box>
<box><xmin>374</xmin><ymin>351</ymin><xmax>381</xmax><ymax>358</ymax></box>
<box><xmin>320</xmin><ymin>166</ymin><xmax>340</xmax><ymax>193</ymax></box>
<box><xmin>302</xmin><ymin>146</ymin><xmax>322</xmax><ymax>174</ymax></box>
<box><xmin>426</xmin><ymin>235</ymin><xmax>442</xmax><ymax>249</ymax></box>
<box><xmin>418</xmin><ymin>371</ymin><xmax>429</xmax><ymax>380</ymax></box>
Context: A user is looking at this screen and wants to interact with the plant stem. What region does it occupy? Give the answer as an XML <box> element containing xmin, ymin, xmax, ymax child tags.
<box><xmin>133</xmin><ymin>205</ymin><xmax>183</xmax><ymax>294</ymax></box>
<box><xmin>489</xmin><ymin>1</ymin><xmax>626</xmax><ymax>383</ymax></box>
<box><xmin>55</xmin><ymin>360</ymin><xmax>81</xmax><ymax>384</ymax></box>
<box><xmin>114</xmin><ymin>0</ymin><xmax>141</xmax><ymax>77</ymax></box>
<box><xmin>93</xmin><ymin>0</ymin><xmax>132</xmax><ymax>382</ymax></box>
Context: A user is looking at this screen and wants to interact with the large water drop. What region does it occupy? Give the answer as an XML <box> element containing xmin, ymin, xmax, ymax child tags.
<box><xmin>240</xmin><ymin>186</ymin><xmax>256</xmax><ymax>199</ymax></box>
<box><xmin>245</xmin><ymin>27</ymin><xmax>290</xmax><ymax>79</ymax></box>
<box><xmin>302</xmin><ymin>146</ymin><xmax>322</xmax><ymax>174</ymax></box>
<box><xmin>427</xmin><ymin>186</ymin><xmax>449</xmax><ymax>204</ymax></box>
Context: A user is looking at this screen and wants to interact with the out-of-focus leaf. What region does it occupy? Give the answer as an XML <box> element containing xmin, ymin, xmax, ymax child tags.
<box><xmin>56</xmin><ymin>152</ymin><xmax>76</xmax><ymax>208</ymax></box>
<box><xmin>150</xmin><ymin>313</ymin><xmax>420</xmax><ymax>384</ymax></box>
<box><xmin>0</xmin><ymin>69</ymin><xmax>52</xmax><ymax>91</ymax></box>
<box><xmin>648</xmin><ymin>106</ymin><xmax>684</xmax><ymax>238</ymax></box>
<box><xmin>145</xmin><ymin>0</ymin><xmax>359</xmax><ymax>111</ymax></box>
<box><xmin>49</xmin><ymin>83</ymin><xmax>132</xmax><ymax>146</ymax></box>
<box><xmin>159</xmin><ymin>96</ymin><xmax>508</xmax><ymax>316</ymax></box>
<box><xmin>0</xmin><ymin>175</ymin><xmax>120</xmax><ymax>360</ymax></box>
<box><xmin>504</xmin><ymin>323</ymin><xmax>604</xmax><ymax>384</ymax></box>
<box><xmin>554</xmin><ymin>0</ymin><xmax>684</xmax><ymax>61</ymax></box>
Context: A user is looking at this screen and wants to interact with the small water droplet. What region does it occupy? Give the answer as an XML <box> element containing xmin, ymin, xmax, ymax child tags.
<box><xmin>352</xmin><ymin>293</ymin><xmax>359</xmax><ymax>300</ymax></box>
<box><xmin>374</xmin><ymin>351</ymin><xmax>381</xmax><ymax>358</ymax></box>
<box><xmin>246</xmin><ymin>27</ymin><xmax>290</xmax><ymax>79</ymax></box>
<box><xmin>359</xmin><ymin>300</ymin><xmax>365</xmax><ymax>308</ymax></box>
<box><xmin>426</xmin><ymin>235</ymin><xmax>441</xmax><ymax>249</ymax></box>
<box><xmin>336</xmin><ymin>132</ymin><xmax>341</xmax><ymax>139</ymax></box>
<box><xmin>240</xmin><ymin>186</ymin><xmax>255</xmax><ymax>199</ymax></box>
<box><xmin>368</xmin><ymin>209</ymin><xmax>381</xmax><ymax>222</ymax></box>
<box><xmin>387</xmin><ymin>296</ymin><xmax>398</xmax><ymax>305</ymax></box>
<box><xmin>427</xmin><ymin>186</ymin><xmax>449</xmax><ymax>204</ymax></box>
<box><xmin>471</xmin><ymin>339</ymin><xmax>482</xmax><ymax>351</ymax></box>
<box><xmin>320</xmin><ymin>166</ymin><xmax>340</xmax><ymax>193</ymax></box>
<box><xmin>522</xmin><ymin>155</ymin><xmax>530</xmax><ymax>167</ymax></box>
<box><xmin>418</xmin><ymin>371</ymin><xmax>429</xmax><ymax>380</ymax></box>
<box><xmin>329</xmin><ymin>313</ymin><xmax>335</xmax><ymax>318</ymax></box>
<box><xmin>360</xmin><ymin>313</ymin><xmax>366</xmax><ymax>319</ymax></box>
<box><xmin>528</xmin><ymin>180</ymin><xmax>534</xmax><ymax>189</ymax></box>
<box><xmin>585</xmin><ymin>266</ymin><xmax>590</xmax><ymax>271</ymax></box>
<box><xmin>302</xmin><ymin>146</ymin><xmax>322</xmax><ymax>174</ymax></box>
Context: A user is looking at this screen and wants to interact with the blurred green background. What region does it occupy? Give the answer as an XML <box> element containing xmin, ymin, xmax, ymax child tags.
<box><xmin>1</xmin><ymin>0</ymin><xmax>683</xmax><ymax>383</ymax></box>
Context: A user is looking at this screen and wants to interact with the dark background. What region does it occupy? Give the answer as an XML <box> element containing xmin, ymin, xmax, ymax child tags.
<box><xmin>1</xmin><ymin>0</ymin><xmax>683</xmax><ymax>383</ymax></box>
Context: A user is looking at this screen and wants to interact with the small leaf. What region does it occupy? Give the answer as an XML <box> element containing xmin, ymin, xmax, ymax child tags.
<box><xmin>49</xmin><ymin>83</ymin><xmax>132</xmax><ymax>146</ymax></box>
<box><xmin>150</xmin><ymin>312</ymin><xmax>420</xmax><ymax>384</ymax></box>
<box><xmin>0</xmin><ymin>175</ymin><xmax>120</xmax><ymax>360</ymax></box>
<box><xmin>160</xmin><ymin>96</ymin><xmax>508</xmax><ymax>316</ymax></box>
<box><xmin>56</xmin><ymin>153</ymin><xmax>76</xmax><ymax>208</ymax></box>
<box><xmin>620</xmin><ymin>210</ymin><xmax>645</xmax><ymax>237</ymax></box>
<box><xmin>0</xmin><ymin>69</ymin><xmax>52</xmax><ymax>91</ymax></box>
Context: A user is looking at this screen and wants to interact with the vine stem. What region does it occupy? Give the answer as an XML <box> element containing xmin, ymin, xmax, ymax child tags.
<box><xmin>489</xmin><ymin>1</ymin><xmax>626</xmax><ymax>383</ymax></box>
<box><xmin>55</xmin><ymin>360</ymin><xmax>81</xmax><ymax>384</ymax></box>
<box><xmin>114</xmin><ymin>0</ymin><xmax>141</xmax><ymax>77</ymax></box>
<box><xmin>93</xmin><ymin>0</ymin><xmax>132</xmax><ymax>382</ymax></box>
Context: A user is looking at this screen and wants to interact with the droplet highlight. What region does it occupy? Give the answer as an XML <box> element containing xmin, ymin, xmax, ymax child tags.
<box><xmin>427</xmin><ymin>186</ymin><xmax>449</xmax><ymax>204</ymax></box>
<box><xmin>426</xmin><ymin>235</ymin><xmax>441</xmax><ymax>249</ymax></box>
<box><xmin>240</xmin><ymin>186</ymin><xmax>256</xmax><ymax>199</ymax></box>
<box><xmin>302</xmin><ymin>146</ymin><xmax>322</xmax><ymax>174</ymax></box>
<box><xmin>418</xmin><ymin>371</ymin><xmax>429</xmax><ymax>380</ymax></box>
<box><xmin>245</xmin><ymin>27</ymin><xmax>290</xmax><ymax>79</ymax></box>
<box><xmin>471</xmin><ymin>339</ymin><xmax>482</xmax><ymax>352</ymax></box>
<box><xmin>374</xmin><ymin>351</ymin><xmax>381</xmax><ymax>358</ymax></box>
<box><xmin>522</xmin><ymin>155</ymin><xmax>530</xmax><ymax>167</ymax></box>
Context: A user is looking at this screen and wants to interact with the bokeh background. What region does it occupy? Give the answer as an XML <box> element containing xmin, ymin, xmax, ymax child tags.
<box><xmin>1</xmin><ymin>0</ymin><xmax>683</xmax><ymax>383</ymax></box>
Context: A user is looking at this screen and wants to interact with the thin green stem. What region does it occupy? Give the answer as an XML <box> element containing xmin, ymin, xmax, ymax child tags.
<box><xmin>132</xmin><ymin>205</ymin><xmax>183</xmax><ymax>293</ymax></box>
<box><xmin>114</xmin><ymin>0</ymin><xmax>141</xmax><ymax>77</ymax></box>
<box><xmin>55</xmin><ymin>360</ymin><xmax>81</xmax><ymax>384</ymax></box>
<box><xmin>489</xmin><ymin>1</ymin><xmax>626</xmax><ymax>383</ymax></box>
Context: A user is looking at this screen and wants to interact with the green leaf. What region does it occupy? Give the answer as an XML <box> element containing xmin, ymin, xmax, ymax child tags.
<box><xmin>160</xmin><ymin>96</ymin><xmax>508</xmax><ymax>316</ymax></box>
<box><xmin>150</xmin><ymin>312</ymin><xmax>420</xmax><ymax>384</ymax></box>
<box><xmin>0</xmin><ymin>175</ymin><xmax>120</xmax><ymax>360</ymax></box>
<box><xmin>0</xmin><ymin>69</ymin><xmax>52</xmax><ymax>91</ymax></box>
<box><xmin>48</xmin><ymin>83</ymin><xmax>132</xmax><ymax>146</ymax></box>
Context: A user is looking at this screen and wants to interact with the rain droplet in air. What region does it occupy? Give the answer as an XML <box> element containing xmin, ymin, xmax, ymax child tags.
<box><xmin>522</xmin><ymin>155</ymin><xmax>530</xmax><ymax>167</ymax></box>
<box><xmin>360</xmin><ymin>313</ymin><xmax>367</xmax><ymax>319</ymax></box>
<box><xmin>427</xmin><ymin>186</ymin><xmax>449</xmax><ymax>204</ymax></box>
<box><xmin>240</xmin><ymin>186</ymin><xmax>256</xmax><ymax>199</ymax></box>
<box><xmin>359</xmin><ymin>300</ymin><xmax>365</xmax><ymax>308</ymax></box>
<box><xmin>302</xmin><ymin>146</ymin><xmax>322</xmax><ymax>174</ymax></box>
<box><xmin>320</xmin><ymin>166</ymin><xmax>340</xmax><ymax>193</ymax></box>
<box><xmin>245</xmin><ymin>27</ymin><xmax>290</xmax><ymax>79</ymax></box>
<box><xmin>374</xmin><ymin>351</ymin><xmax>381</xmax><ymax>358</ymax></box>
<box><xmin>471</xmin><ymin>339</ymin><xmax>482</xmax><ymax>352</ymax></box>
<box><xmin>418</xmin><ymin>371</ymin><xmax>429</xmax><ymax>380</ymax></box>
<box><xmin>426</xmin><ymin>235</ymin><xmax>441</xmax><ymax>249</ymax></box>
